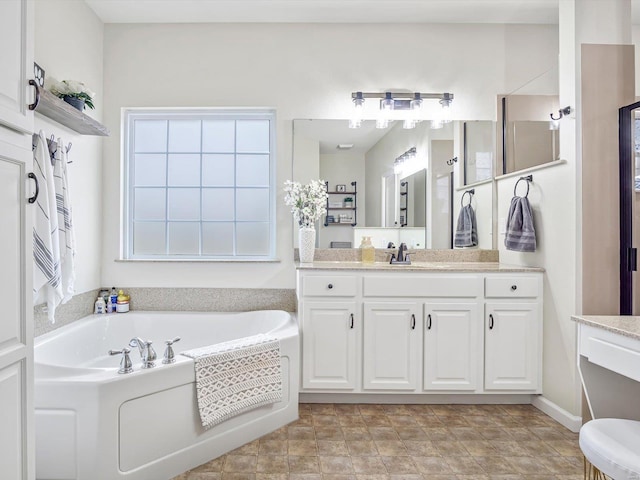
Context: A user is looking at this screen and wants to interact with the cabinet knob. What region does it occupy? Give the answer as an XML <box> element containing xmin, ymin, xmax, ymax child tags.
<box><xmin>511</xmin><ymin>285</ymin><xmax>517</xmax><ymax>291</ymax></box>
<box><xmin>327</xmin><ymin>284</ymin><xmax>333</xmax><ymax>289</ymax></box>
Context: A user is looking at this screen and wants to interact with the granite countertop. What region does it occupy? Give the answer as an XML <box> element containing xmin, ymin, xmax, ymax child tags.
<box><xmin>296</xmin><ymin>261</ymin><xmax>544</xmax><ymax>273</ymax></box>
<box><xmin>572</xmin><ymin>315</ymin><xmax>640</xmax><ymax>341</ymax></box>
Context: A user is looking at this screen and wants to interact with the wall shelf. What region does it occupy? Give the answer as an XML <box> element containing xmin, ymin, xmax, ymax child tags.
<box><xmin>28</xmin><ymin>80</ymin><xmax>110</xmax><ymax>136</ymax></box>
<box><xmin>325</xmin><ymin>180</ymin><xmax>357</xmax><ymax>227</ymax></box>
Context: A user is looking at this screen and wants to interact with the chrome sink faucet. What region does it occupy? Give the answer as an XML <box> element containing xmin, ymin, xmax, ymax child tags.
<box><xmin>129</xmin><ymin>337</ymin><xmax>157</xmax><ymax>369</ymax></box>
<box><xmin>389</xmin><ymin>243</ymin><xmax>411</xmax><ymax>265</ymax></box>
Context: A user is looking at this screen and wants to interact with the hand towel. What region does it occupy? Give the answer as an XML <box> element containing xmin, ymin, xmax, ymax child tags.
<box><xmin>454</xmin><ymin>204</ymin><xmax>478</xmax><ymax>247</ymax></box>
<box><xmin>504</xmin><ymin>196</ymin><xmax>537</xmax><ymax>252</ymax></box>
<box><xmin>54</xmin><ymin>137</ymin><xmax>76</xmax><ymax>303</ymax></box>
<box><xmin>32</xmin><ymin>131</ymin><xmax>63</xmax><ymax>323</ymax></box>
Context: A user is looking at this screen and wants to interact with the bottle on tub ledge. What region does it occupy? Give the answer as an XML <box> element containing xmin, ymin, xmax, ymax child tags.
<box><xmin>116</xmin><ymin>290</ymin><xmax>130</xmax><ymax>313</ymax></box>
<box><xmin>94</xmin><ymin>295</ymin><xmax>106</xmax><ymax>314</ymax></box>
<box><xmin>109</xmin><ymin>287</ymin><xmax>118</xmax><ymax>313</ymax></box>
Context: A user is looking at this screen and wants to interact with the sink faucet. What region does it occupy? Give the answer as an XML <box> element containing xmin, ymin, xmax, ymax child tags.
<box><xmin>389</xmin><ymin>243</ymin><xmax>411</xmax><ymax>265</ymax></box>
<box><xmin>129</xmin><ymin>337</ymin><xmax>157</xmax><ymax>369</ymax></box>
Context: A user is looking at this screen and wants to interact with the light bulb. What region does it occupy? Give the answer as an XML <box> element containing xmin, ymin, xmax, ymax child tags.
<box><xmin>376</xmin><ymin>118</ymin><xmax>389</xmax><ymax>129</ymax></box>
<box><xmin>430</xmin><ymin>119</ymin><xmax>443</xmax><ymax>129</ymax></box>
<box><xmin>381</xmin><ymin>92</ymin><xmax>394</xmax><ymax>111</ymax></box>
<box><xmin>403</xmin><ymin>119</ymin><xmax>416</xmax><ymax>129</ymax></box>
<box><xmin>349</xmin><ymin>119</ymin><xmax>362</xmax><ymax>129</ymax></box>
<box><xmin>410</xmin><ymin>93</ymin><xmax>422</xmax><ymax>111</ymax></box>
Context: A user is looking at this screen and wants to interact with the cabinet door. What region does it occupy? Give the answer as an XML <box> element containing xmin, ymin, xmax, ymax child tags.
<box><xmin>424</xmin><ymin>302</ymin><xmax>479</xmax><ymax>391</ymax></box>
<box><xmin>302</xmin><ymin>301</ymin><xmax>358</xmax><ymax>389</ymax></box>
<box><xmin>363</xmin><ymin>302</ymin><xmax>420</xmax><ymax>390</ymax></box>
<box><xmin>0</xmin><ymin>134</ymin><xmax>34</xmax><ymax>479</ymax></box>
<box><xmin>484</xmin><ymin>302</ymin><xmax>540</xmax><ymax>391</ymax></box>
<box><xmin>0</xmin><ymin>0</ymin><xmax>33</xmax><ymax>133</ymax></box>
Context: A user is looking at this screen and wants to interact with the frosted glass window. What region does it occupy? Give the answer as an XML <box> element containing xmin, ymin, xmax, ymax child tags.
<box><xmin>236</xmin><ymin>188</ymin><xmax>269</xmax><ymax>221</ymax></box>
<box><xmin>202</xmin><ymin>120</ymin><xmax>235</xmax><ymax>152</ymax></box>
<box><xmin>237</xmin><ymin>120</ymin><xmax>270</xmax><ymax>152</ymax></box>
<box><xmin>236</xmin><ymin>154</ymin><xmax>270</xmax><ymax>187</ymax></box>
<box><xmin>134</xmin><ymin>222</ymin><xmax>166</xmax><ymax>254</ymax></box>
<box><xmin>202</xmin><ymin>223</ymin><xmax>234</xmax><ymax>255</ymax></box>
<box><xmin>202</xmin><ymin>154</ymin><xmax>234</xmax><ymax>186</ymax></box>
<box><xmin>134</xmin><ymin>120</ymin><xmax>167</xmax><ymax>153</ymax></box>
<box><xmin>124</xmin><ymin>109</ymin><xmax>275</xmax><ymax>259</ymax></box>
<box><xmin>134</xmin><ymin>154</ymin><xmax>166</xmax><ymax>186</ymax></box>
<box><xmin>134</xmin><ymin>188</ymin><xmax>166</xmax><ymax>220</ymax></box>
<box><xmin>168</xmin><ymin>120</ymin><xmax>201</xmax><ymax>152</ymax></box>
<box><xmin>236</xmin><ymin>223</ymin><xmax>270</xmax><ymax>255</ymax></box>
<box><xmin>168</xmin><ymin>222</ymin><xmax>199</xmax><ymax>254</ymax></box>
<box><xmin>202</xmin><ymin>188</ymin><xmax>234</xmax><ymax>221</ymax></box>
<box><xmin>168</xmin><ymin>189</ymin><xmax>200</xmax><ymax>220</ymax></box>
<box><xmin>168</xmin><ymin>154</ymin><xmax>200</xmax><ymax>186</ymax></box>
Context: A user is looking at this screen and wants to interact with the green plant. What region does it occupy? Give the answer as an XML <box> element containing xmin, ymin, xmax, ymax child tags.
<box><xmin>50</xmin><ymin>79</ymin><xmax>95</xmax><ymax>110</ymax></box>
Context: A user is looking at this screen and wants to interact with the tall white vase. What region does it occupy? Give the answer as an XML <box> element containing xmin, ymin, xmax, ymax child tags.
<box><xmin>299</xmin><ymin>226</ymin><xmax>316</xmax><ymax>263</ymax></box>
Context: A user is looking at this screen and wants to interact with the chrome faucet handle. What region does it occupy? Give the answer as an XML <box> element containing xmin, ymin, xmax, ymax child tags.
<box><xmin>142</xmin><ymin>340</ymin><xmax>157</xmax><ymax>368</ymax></box>
<box><xmin>162</xmin><ymin>337</ymin><xmax>181</xmax><ymax>364</ymax></box>
<box><xmin>108</xmin><ymin>347</ymin><xmax>134</xmax><ymax>374</ymax></box>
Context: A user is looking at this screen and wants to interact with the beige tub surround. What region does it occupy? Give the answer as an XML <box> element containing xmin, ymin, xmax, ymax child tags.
<box><xmin>574</xmin><ymin>315</ymin><xmax>640</xmax><ymax>422</ymax></box>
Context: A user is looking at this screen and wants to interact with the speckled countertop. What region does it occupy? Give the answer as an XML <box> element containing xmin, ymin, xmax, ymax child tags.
<box><xmin>296</xmin><ymin>261</ymin><xmax>544</xmax><ymax>273</ymax></box>
<box><xmin>572</xmin><ymin>315</ymin><xmax>640</xmax><ymax>341</ymax></box>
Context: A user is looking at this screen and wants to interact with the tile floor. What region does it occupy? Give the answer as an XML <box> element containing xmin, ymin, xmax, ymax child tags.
<box><xmin>173</xmin><ymin>403</ymin><xmax>583</xmax><ymax>480</ymax></box>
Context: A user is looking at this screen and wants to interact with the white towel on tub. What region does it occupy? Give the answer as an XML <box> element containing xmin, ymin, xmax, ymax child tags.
<box><xmin>182</xmin><ymin>333</ymin><xmax>283</xmax><ymax>429</ymax></box>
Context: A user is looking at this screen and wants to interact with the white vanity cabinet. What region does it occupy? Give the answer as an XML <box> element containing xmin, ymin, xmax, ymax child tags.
<box><xmin>297</xmin><ymin>268</ymin><xmax>543</xmax><ymax>396</ymax></box>
<box><xmin>484</xmin><ymin>276</ymin><xmax>542</xmax><ymax>391</ymax></box>
<box><xmin>362</xmin><ymin>301</ymin><xmax>420</xmax><ymax>390</ymax></box>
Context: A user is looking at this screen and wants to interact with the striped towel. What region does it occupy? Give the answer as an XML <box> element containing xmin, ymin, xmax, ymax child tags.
<box><xmin>53</xmin><ymin>137</ymin><xmax>75</xmax><ymax>303</ymax></box>
<box><xmin>32</xmin><ymin>131</ymin><xmax>62</xmax><ymax>323</ymax></box>
<box><xmin>182</xmin><ymin>334</ymin><xmax>283</xmax><ymax>429</ymax></box>
<box><xmin>504</xmin><ymin>196</ymin><xmax>537</xmax><ymax>252</ymax></box>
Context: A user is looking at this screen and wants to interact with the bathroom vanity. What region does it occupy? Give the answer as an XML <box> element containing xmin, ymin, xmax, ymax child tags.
<box><xmin>296</xmin><ymin>259</ymin><xmax>544</xmax><ymax>398</ymax></box>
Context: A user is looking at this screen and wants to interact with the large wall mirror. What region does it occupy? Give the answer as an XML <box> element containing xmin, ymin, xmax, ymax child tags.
<box><xmin>293</xmin><ymin>119</ymin><xmax>494</xmax><ymax>250</ymax></box>
<box><xmin>498</xmin><ymin>65</ymin><xmax>560</xmax><ymax>174</ymax></box>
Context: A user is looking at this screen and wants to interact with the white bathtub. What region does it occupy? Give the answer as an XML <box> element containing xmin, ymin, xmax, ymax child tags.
<box><xmin>34</xmin><ymin>310</ymin><xmax>299</xmax><ymax>480</ymax></box>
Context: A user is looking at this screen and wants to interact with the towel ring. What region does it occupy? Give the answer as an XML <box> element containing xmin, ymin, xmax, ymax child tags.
<box><xmin>513</xmin><ymin>175</ymin><xmax>533</xmax><ymax>197</ymax></box>
<box><xmin>461</xmin><ymin>189</ymin><xmax>474</xmax><ymax>207</ymax></box>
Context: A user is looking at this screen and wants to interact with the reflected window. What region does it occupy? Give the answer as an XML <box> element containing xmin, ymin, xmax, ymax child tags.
<box><xmin>463</xmin><ymin>121</ymin><xmax>495</xmax><ymax>185</ymax></box>
<box><xmin>123</xmin><ymin>109</ymin><xmax>276</xmax><ymax>260</ymax></box>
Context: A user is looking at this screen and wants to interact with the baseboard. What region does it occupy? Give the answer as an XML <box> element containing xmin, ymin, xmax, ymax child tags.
<box><xmin>300</xmin><ymin>392</ymin><xmax>535</xmax><ymax>404</ymax></box>
<box><xmin>531</xmin><ymin>395</ymin><xmax>582</xmax><ymax>432</ymax></box>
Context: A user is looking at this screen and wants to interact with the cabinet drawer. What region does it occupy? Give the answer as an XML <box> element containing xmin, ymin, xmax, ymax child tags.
<box><xmin>364</xmin><ymin>276</ymin><xmax>481</xmax><ymax>298</ymax></box>
<box><xmin>580</xmin><ymin>325</ymin><xmax>640</xmax><ymax>383</ymax></box>
<box><xmin>303</xmin><ymin>276</ymin><xmax>357</xmax><ymax>297</ymax></box>
<box><xmin>485</xmin><ymin>277</ymin><xmax>539</xmax><ymax>298</ymax></box>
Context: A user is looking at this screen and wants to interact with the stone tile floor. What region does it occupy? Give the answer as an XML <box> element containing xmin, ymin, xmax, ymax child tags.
<box><xmin>173</xmin><ymin>403</ymin><xmax>583</xmax><ymax>480</ymax></box>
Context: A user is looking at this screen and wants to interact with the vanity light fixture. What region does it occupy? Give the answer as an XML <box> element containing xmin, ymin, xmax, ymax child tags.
<box><xmin>349</xmin><ymin>90</ymin><xmax>454</xmax><ymax>129</ymax></box>
<box><xmin>393</xmin><ymin>147</ymin><xmax>417</xmax><ymax>174</ymax></box>
<box><xmin>550</xmin><ymin>106</ymin><xmax>572</xmax><ymax>121</ymax></box>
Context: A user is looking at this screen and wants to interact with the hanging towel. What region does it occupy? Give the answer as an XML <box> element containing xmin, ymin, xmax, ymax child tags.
<box><xmin>504</xmin><ymin>196</ymin><xmax>537</xmax><ymax>252</ymax></box>
<box><xmin>454</xmin><ymin>205</ymin><xmax>478</xmax><ymax>247</ymax></box>
<box><xmin>182</xmin><ymin>333</ymin><xmax>283</xmax><ymax>429</ymax></box>
<box><xmin>32</xmin><ymin>131</ymin><xmax>63</xmax><ymax>323</ymax></box>
<box><xmin>54</xmin><ymin>137</ymin><xmax>76</xmax><ymax>303</ymax></box>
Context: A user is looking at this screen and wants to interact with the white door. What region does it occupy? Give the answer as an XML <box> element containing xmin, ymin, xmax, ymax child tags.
<box><xmin>302</xmin><ymin>301</ymin><xmax>358</xmax><ymax>389</ymax></box>
<box><xmin>363</xmin><ymin>302</ymin><xmax>420</xmax><ymax>390</ymax></box>
<box><xmin>484</xmin><ymin>302</ymin><xmax>540</xmax><ymax>391</ymax></box>
<box><xmin>424</xmin><ymin>302</ymin><xmax>479</xmax><ymax>391</ymax></box>
<box><xmin>0</xmin><ymin>1</ymin><xmax>34</xmax><ymax>478</ymax></box>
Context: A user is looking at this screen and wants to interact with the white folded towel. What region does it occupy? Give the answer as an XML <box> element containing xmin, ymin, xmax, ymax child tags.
<box><xmin>32</xmin><ymin>131</ymin><xmax>63</xmax><ymax>323</ymax></box>
<box><xmin>54</xmin><ymin>137</ymin><xmax>75</xmax><ymax>303</ymax></box>
<box><xmin>182</xmin><ymin>334</ymin><xmax>283</xmax><ymax>429</ymax></box>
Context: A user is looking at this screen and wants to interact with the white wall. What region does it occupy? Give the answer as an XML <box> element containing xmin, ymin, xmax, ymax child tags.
<box><xmin>102</xmin><ymin>22</ymin><xmax>559</xmax><ymax>289</ymax></box>
<box><xmin>34</xmin><ymin>0</ymin><xmax>104</xmax><ymax>296</ymax></box>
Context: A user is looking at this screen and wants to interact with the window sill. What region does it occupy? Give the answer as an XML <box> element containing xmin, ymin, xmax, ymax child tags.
<box><xmin>115</xmin><ymin>258</ymin><xmax>282</xmax><ymax>263</ymax></box>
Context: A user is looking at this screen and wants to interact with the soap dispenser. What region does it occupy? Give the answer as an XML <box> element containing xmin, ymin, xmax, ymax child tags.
<box><xmin>360</xmin><ymin>236</ymin><xmax>375</xmax><ymax>264</ymax></box>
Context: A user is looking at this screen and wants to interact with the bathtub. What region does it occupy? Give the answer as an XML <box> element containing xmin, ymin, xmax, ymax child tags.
<box><xmin>34</xmin><ymin>310</ymin><xmax>299</xmax><ymax>480</ymax></box>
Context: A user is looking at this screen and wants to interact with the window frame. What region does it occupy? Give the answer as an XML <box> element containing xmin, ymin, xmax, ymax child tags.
<box><xmin>122</xmin><ymin>108</ymin><xmax>277</xmax><ymax>261</ymax></box>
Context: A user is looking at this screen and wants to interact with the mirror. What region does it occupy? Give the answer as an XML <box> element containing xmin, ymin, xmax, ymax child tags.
<box><xmin>293</xmin><ymin>119</ymin><xmax>477</xmax><ymax>249</ymax></box>
<box><xmin>499</xmin><ymin>66</ymin><xmax>561</xmax><ymax>174</ymax></box>
<box><xmin>463</xmin><ymin>121</ymin><xmax>495</xmax><ymax>185</ymax></box>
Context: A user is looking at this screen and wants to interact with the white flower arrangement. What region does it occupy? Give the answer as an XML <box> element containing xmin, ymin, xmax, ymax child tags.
<box><xmin>284</xmin><ymin>179</ymin><xmax>329</xmax><ymax>228</ymax></box>
<box><xmin>50</xmin><ymin>79</ymin><xmax>96</xmax><ymax>109</ymax></box>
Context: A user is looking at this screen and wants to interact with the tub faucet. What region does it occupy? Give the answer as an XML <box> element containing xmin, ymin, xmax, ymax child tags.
<box><xmin>108</xmin><ymin>347</ymin><xmax>134</xmax><ymax>374</ymax></box>
<box><xmin>129</xmin><ymin>337</ymin><xmax>157</xmax><ymax>369</ymax></box>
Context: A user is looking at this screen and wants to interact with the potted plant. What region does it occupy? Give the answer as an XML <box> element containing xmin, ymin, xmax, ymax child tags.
<box><xmin>50</xmin><ymin>79</ymin><xmax>95</xmax><ymax>111</ymax></box>
<box><xmin>343</xmin><ymin>196</ymin><xmax>354</xmax><ymax>208</ymax></box>
<box><xmin>284</xmin><ymin>179</ymin><xmax>328</xmax><ymax>263</ymax></box>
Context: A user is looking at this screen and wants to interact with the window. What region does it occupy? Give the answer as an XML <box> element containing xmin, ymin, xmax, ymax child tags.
<box><xmin>123</xmin><ymin>109</ymin><xmax>276</xmax><ymax>260</ymax></box>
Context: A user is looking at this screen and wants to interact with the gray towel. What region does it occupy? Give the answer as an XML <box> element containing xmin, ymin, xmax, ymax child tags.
<box><xmin>504</xmin><ymin>196</ymin><xmax>536</xmax><ymax>252</ymax></box>
<box><xmin>454</xmin><ymin>204</ymin><xmax>478</xmax><ymax>247</ymax></box>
